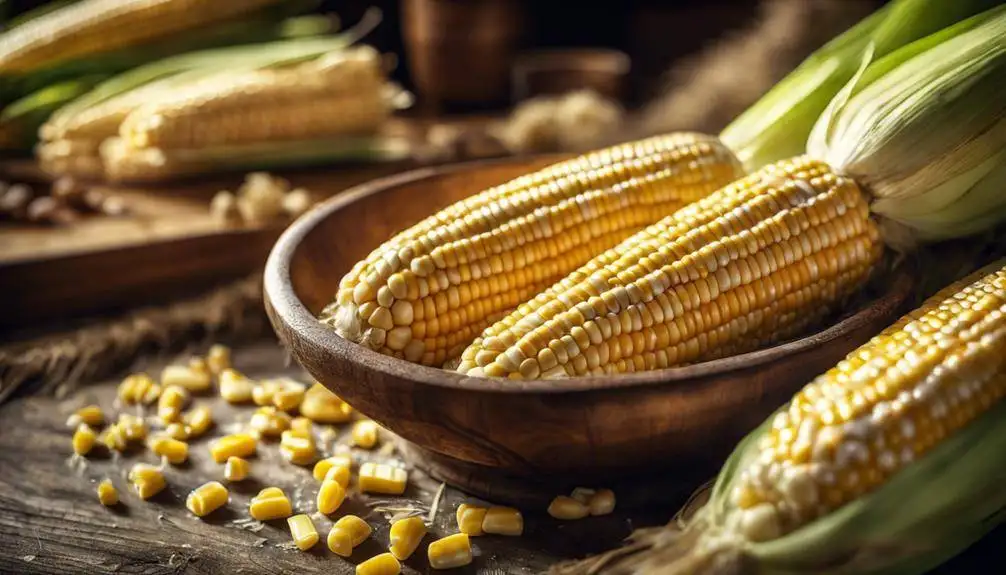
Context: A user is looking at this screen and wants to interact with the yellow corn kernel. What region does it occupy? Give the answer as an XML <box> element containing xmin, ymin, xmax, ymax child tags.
<box><xmin>483</xmin><ymin>507</ymin><xmax>523</xmax><ymax>536</ymax></box>
<box><xmin>300</xmin><ymin>383</ymin><xmax>354</xmax><ymax>423</ymax></box>
<box><xmin>149</xmin><ymin>435</ymin><xmax>188</xmax><ymax>464</ymax></box>
<box><xmin>224</xmin><ymin>456</ymin><xmax>250</xmax><ymax>481</ymax></box>
<box><xmin>288</xmin><ymin>514</ymin><xmax>320</xmax><ymax>551</ymax></box>
<box><xmin>252</xmin><ymin>380</ymin><xmax>277</xmax><ymax>406</ymax></box>
<box><xmin>97</xmin><ymin>479</ymin><xmax>118</xmax><ymax>506</ymax></box>
<box><xmin>328</xmin><ymin>515</ymin><xmax>372</xmax><ymax>556</ymax></box>
<box><xmin>67</xmin><ymin>404</ymin><xmax>104</xmax><ymax>428</ymax></box>
<box><xmin>249</xmin><ymin>487</ymin><xmax>292</xmax><ymax>521</ymax></box>
<box><xmin>117</xmin><ymin>373</ymin><xmax>161</xmax><ymax>405</ymax></box>
<box><xmin>99</xmin><ymin>424</ymin><xmax>128</xmax><ymax>452</ymax></box>
<box><xmin>324</xmin><ymin>465</ymin><xmax>352</xmax><ymax>489</ymax></box>
<box><xmin>358</xmin><ymin>462</ymin><xmax>407</xmax><ymax>495</ymax></box>
<box><xmin>189</xmin><ymin>356</ymin><xmax>210</xmax><ymax>375</ymax></box>
<box><xmin>456</xmin><ymin>504</ymin><xmax>487</xmax><ymax>536</ymax></box>
<box><xmin>187</xmin><ymin>481</ymin><xmax>229</xmax><ymax>517</ymax></box>
<box><xmin>183</xmin><ymin>405</ymin><xmax>213</xmax><ymax>438</ymax></box>
<box><xmin>161</xmin><ymin>364</ymin><xmax>212</xmax><ymax>393</ymax></box>
<box><xmin>428</xmin><ymin>533</ymin><xmax>473</xmax><ymax>569</ymax></box>
<box><xmin>317</xmin><ymin>477</ymin><xmax>347</xmax><ymax>514</ymax></box>
<box><xmin>548</xmin><ymin>496</ymin><xmax>589</xmax><ymax>520</ymax></box>
<box><xmin>207</xmin><ymin>344</ymin><xmax>231</xmax><ymax>375</ymax></box>
<box><xmin>272</xmin><ymin>379</ymin><xmax>306</xmax><ymax>412</ymax></box>
<box><xmin>165</xmin><ymin>422</ymin><xmax>190</xmax><ymax>441</ymax></box>
<box><xmin>219</xmin><ymin>368</ymin><xmax>254</xmax><ymax>403</ymax></box>
<box><xmin>570</xmin><ymin>487</ymin><xmax>596</xmax><ymax>504</ymax></box>
<box><xmin>389</xmin><ymin>516</ymin><xmax>427</xmax><ymax>560</ymax></box>
<box><xmin>128</xmin><ymin>463</ymin><xmax>166</xmax><ymax>500</ymax></box>
<box><xmin>117</xmin><ymin>413</ymin><xmax>147</xmax><ymax>441</ymax></box>
<box><xmin>72</xmin><ymin>423</ymin><xmax>98</xmax><ymax>456</ymax></box>
<box><xmin>158</xmin><ymin>385</ymin><xmax>189</xmax><ymax>423</ymax></box>
<box><xmin>210</xmin><ymin>433</ymin><xmax>257</xmax><ymax>463</ymax></box>
<box><xmin>352</xmin><ymin>420</ymin><xmax>379</xmax><ymax>449</ymax></box>
<box><xmin>313</xmin><ymin>455</ymin><xmax>353</xmax><ymax>482</ymax></box>
<box><xmin>249</xmin><ymin>406</ymin><xmax>291</xmax><ymax>438</ymax></box>
<box><xmin>279</xmin><ymin>429</ymin><xmax>317</xmax><ymax>465</ymax></box>
<box><xmin>356</xmin><ymin>552</ymin><xmax>401</xmax><ymax>575</ymax></box>
<box><xmin>291</xmin><ymin>416</ymin><xmax>313</xmax><ymax>436</ymax></box>
<box><xmin>588</xmin><ymin>489</ymin><xmax>616</xmax><ymax>516</ymax></box>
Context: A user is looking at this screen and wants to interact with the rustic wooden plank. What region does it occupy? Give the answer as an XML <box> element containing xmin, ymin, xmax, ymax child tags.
<box><xmin>0</xmin><ymin>341</ymin><xmax>1003</xmax><ymax>574</ymax></box>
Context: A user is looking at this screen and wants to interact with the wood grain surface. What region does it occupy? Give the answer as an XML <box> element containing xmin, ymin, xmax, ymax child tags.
<box><xmin>0</xmin><ymin>339</ymin><xmax>1003</xmax><ymax>574</ymax></box>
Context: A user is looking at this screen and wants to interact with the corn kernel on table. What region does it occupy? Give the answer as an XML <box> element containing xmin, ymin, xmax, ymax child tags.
<box><xmin>0</xmin><ymin>340</ymin><xmax>1003</xmax><ymax>574</ymax></box>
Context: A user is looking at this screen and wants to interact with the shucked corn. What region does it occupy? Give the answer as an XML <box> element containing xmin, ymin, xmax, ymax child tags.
<box><xmin>324</xmin><ymin>133</ymin><xmax>744</xmax><ymax>366</ymax></box>
<box><xmin>458</xmin><ymin>156</ymin><xmax>881</xmax><ymax>378</ymax></box>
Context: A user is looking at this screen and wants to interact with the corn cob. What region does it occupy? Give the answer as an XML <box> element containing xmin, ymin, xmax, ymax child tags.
<box><xmin>322</xmin><ymin>133</ymin><xmax>745</xmax><ymax>366</ymax></box>
<box><xmin>457</xmin><ymin>156</ymin><xmax>882</xmax><ymax>377</ymax></box>
<box><xmin>555</xmin><ymin>260</ymin><xmax>1006</xmax><ymax>575</ymax></box>
<box><xmin>0</xmin><ymin>0</ymin><xmax>284</xmax><ymax>74</ymax></box>
<box><xmin>117</xmin><ymin>46</ymin><xmax>389</xmax><ymax>151</ymax></box>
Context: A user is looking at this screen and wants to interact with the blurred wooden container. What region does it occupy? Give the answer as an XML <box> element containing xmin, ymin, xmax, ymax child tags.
<box><xmin>511</xmin><ymin>49</ymin><xmax>630</xmax><ymax>103</ymax></box>
<box><xmin>401</xmin><ymin>0</ymin><xmax>525</xmax><ymax>111</ymax></box>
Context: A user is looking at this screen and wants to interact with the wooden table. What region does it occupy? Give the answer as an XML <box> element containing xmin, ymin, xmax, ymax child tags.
<box><xmin>1</xmin><ymin>339</ymin><xmax>1003</xmax><ymax>574</ymax></box>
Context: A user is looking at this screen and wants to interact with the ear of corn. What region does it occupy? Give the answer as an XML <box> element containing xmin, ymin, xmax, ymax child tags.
<box><xmin>458</xmin><ymin>156</ymin><xmax>882</xmax><ymax>378</ymax></box>
<box><xmin>0</xmin><ymin>0</ymin><xmax>288</xmax><ymax>74</ymax></box>
<box><xmin>323</xmin><ymin>133</ymin><xmax>744</xmax><ymax>366</ymax></box>
<box><xmin>720</xmin><ymin>0</ymin><xmax>1003</xmax><ymax>171</ymax></box>
<box><xmin>570</xmin><ymin>260</ymin><xmax>1006</xmax><ymax>575</ymax></box>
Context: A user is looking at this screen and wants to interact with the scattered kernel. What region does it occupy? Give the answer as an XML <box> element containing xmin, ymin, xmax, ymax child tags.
<box><xmin>389</xmin><ymin>516</ymin><xmax>427</xmax><ymax>560</ymax></box>
<box><xmin>313</xmin><ymin>455</ymin><xmax>353</xmax><ymax>482</ymax></box>
<box><xmin>356</xmin><ymin>552</ymin><xmax>400</xmax><ymax>575</ymax></box>
<box><xmin>290</xmin><ymin>416</ymin><xmax>313</xmax><ymax>436</ymax></box>
<box><xmin>210</xmin><ymin>433</ymin><xmax>257</xmax><ymax>463</ymax></box>
<box><xmin>288</xmin><ymin>514</ymin><xmax>319</xmax><ymax>551</ymax></box>
<box><xmin>351</xmin><ymin>420</ymin><xmax>379</xmax><ymax>449</ymax></box>
<box><xmin>428</xmin><ymin>533</ymin><xmax>473</xmax><ymax>569</ymax></box>
<box><xmin>249</xmin><ymin>406</ymin><xmax>291</xmax><ymax>438</ymax></box>
<box><xmin>165</xmin><ymin>422</ymin><xmax>190</xmax><ymax>440</ymax></box>
<box><xmin>207</xmin><ymin>344</ymin><xmax>231</xmax><ymax>375</ymax></box>
<box><xmin>328</xmin><ymin>515</ymin><xmax>372</xmax><ymax>556</ymax></box>
<box><xmin>183</xmin><ymin>405</ymin><xmax>213</xmax><ymax>438</ymax></box>
<box><xmin>358</xmin><ymin>462</ymin><xmax>407</xmax><ymax>495</ymax></box>
<box><xmin>548</xmin><ymin>495</ymin><xmax>589</xmax><ymax>520</ymax></box>
<box><xmin>317</xmin><ymin>476</ymin><xmax>347</xmax><ymax>514</ymax></box>
<box><xmin>570</xmin><ymin>487</ymin><xmax>596</xmax><ymax>504</ymax></box>
<box><xmin>456</xmin><ymin>504</ymin><xmax>487</xmax><ymax>536</ymax></box>
<box><xmin>187</xmin><ymin>481</ymin><xmax>229</xmax><ymax>517</ymax></box>
<box><xmin>224</xmin><ymin>456</ymin><xmax>250</xmax><ymax>481</ymax></box>
<box><xmin>128</xmin><ymin>463</ymin><xmax>166</xmax><ymax>499</ymax></box>
<box><xmin>67</xmin><ymin>405</ymin><xmax>104</xmax><ymax>428</ymax></box>
<box><xmin>161</xmin><ymin>364</ymin><xmax>212</xmax><ymax>393</ymax></box>
<box><xmin>483</xmin><ymin>507</ymin><xmax>523</xmax><ymax>536</ymax></box>
<box><xmin>117</xmin><ymin>413</ymin><xmax>147</xmax><ymax>441</ymax></box>
<box><xmin>300</xmin><ymin>383</ymin><xmax>353</xmax><ymax>423</ymax></box>
<box><xmin>219</xmin><ymin>369</ymin><xmax>254</xmax><ymax>403</ymax></box>
<box><xmin>279</xmin><ymin>429</ymin><xmax>317</xmax><ymax>465</ymax></box>
<box><xmin>117</xmin><ymin>374</ymin><xmax>160</xmax><ymax>405</ymax></box>
<box><xmin>249</xmin><ymin>487</ymin><xmax>292</xmax><ymax>521</ymax></box>
<box><xmin>158</xmin><ymin>385</ymin><xmax>190</xmax><ymax>423</ymax></box>
<box><xmin>72</xmin><ymin>423</ymin><xmax>98</xmax><ymax>456</ymax></box>
<box><xmin>272</xmin><ymin>379</ymin><xmax>306</xmax><ymax>412</ymax></box>
<box><xmin>97</xmin><ymin>479</ymin><xmax>118</xmax><ymax>506</ymax></box>
<box><xmin>149</xmin><ymin>435</ymin><xmax>189</xmax><ymax>464</ymax></box>
<box><xmin>99</xmin><ymin>424</ymin><xmax>128</xmax><ymax>452</ymax></box>
<box><xmin>252</xmin><ymin>380</ymin><xmax>277</xmax><ymax>406</ymax></box>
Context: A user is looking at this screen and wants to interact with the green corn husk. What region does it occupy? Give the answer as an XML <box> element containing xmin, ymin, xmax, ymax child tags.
<box><xmin>0</xmin><ymin>74</ymin><xmax>107</xmax><ymax>150</ymax></box>
<box><xmin>808</xmin><ymin>5</ymin><xmax>1006</xmax><ymax>247</ymax></box>
<box><xmin>720</xmin><ymin>0</ymin><xmax>1002</xmax><ymax>172</ymax></box>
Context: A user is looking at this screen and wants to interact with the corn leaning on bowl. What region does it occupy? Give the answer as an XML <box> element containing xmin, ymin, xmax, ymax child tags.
<box><xmin>458</xmin><ymin>156</ymin><xmax>882</xmax><ymax>378</ymax></box>
<box><xmin>321</xmin><ymin>133</ymin><xmax>745</xmax><ymax>366</ymax></box>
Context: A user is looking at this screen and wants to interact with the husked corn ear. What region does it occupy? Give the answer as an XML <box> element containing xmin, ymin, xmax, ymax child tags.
<box><xmin>729</xmin><ymin>262</ymin><xmax>1006</xmax><ymax>542</ymax></box>
<box><xmin>0</xmin><ymin>0</ymin><xmax>284</xmax><ymax>74</ymax></box>
<box><xmin>459</xmin><ymin>156</ymin><xmax>882</xmax><ymax>378</ymax></box>
<box><xmin>324</xmin><ymin>133</ymin><xmax>744</xmax><ymax>366</ymax></box>
<box><xmin>118</xmin><ymin>47</ymin><xmax>389</xmax><ymax>151</ymax></box>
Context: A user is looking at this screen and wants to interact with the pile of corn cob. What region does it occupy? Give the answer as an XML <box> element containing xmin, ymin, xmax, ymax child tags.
<box><xmin>321</xmin><ymin>2</ymin><xmax>1006</xmax><ymax>572</ymax></box>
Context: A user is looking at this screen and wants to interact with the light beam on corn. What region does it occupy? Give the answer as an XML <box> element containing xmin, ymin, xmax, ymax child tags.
<box><xmin>323</xmin><ymin>133</ymin><xmax>745</xmax><ymax>366</ymax></box>
<box><xmin>461</xmin><ymin>5</ymin><xmax>1006</xmax><ymax>379</ymax></box>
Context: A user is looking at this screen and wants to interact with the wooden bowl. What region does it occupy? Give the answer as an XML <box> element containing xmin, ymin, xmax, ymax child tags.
<box><xmin>264</xmin><ymin>156</ymin><xmax>915</xmax><ymax>484</ymax></box>
<box><xmin>511</xmin><ymin>48</ymin><xmax>631</xmax><ymax>103</ymax></box>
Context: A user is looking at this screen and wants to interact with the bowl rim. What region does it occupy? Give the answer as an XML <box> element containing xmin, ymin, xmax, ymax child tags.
<box><xmin>265</xmin><ymin>155</ymin><xmax>914</xmax><ymax>395</ymax></box>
